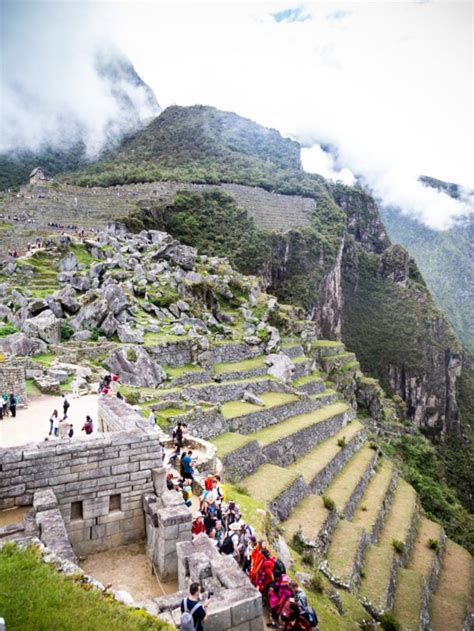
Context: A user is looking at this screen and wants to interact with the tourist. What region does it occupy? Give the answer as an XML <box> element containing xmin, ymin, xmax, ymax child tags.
<box><xmin>58</xmin><ymin>419</ymin><xmax>69</xmax><ymax>439</ymax></box>
<box><xmin>173</xmin><ymin>422</ymin><xmax>184</xmax><ymax>449</ymax></box>
<box><xmin>49</xmin><ymin>410</ymin><xmax>59</xmax><ymax>436</ymax></box>
<box><xmin>249</xmin><ymin>540</ymin><xmax>268</xmax><ymax>585</ymax></box>
<box><xmin>9</xmin><ymin>393</ymin><xmax>17</xmax><ymax>418</ymax></box>
<box><xmin>81</xmin><ymin>416</ymin><xmax>93</xmax><ymax>435</ymax></box>
<box><xmin>52</xmin><ymin>413</ymin><xmax>60</xmax><ymax>437</ymax></box>
<box><xmin>167</xmin><ymin>442</ymin><xmax>181</xmax><ymax>467</ymax></box>
<box><xmin>287</xmin><ymin>580</ymin><xmax>318</xmax><ymax>629</ymax></box>
<box><xmin>68</xmin><ymin>424</ymin><xmax>74</xmax><ymax>439</ymax></box>
<box><xmin>192</xmin><ymin>513</ymin><xmax>206</xmax><ymax>537</ymax></box>
<box><xmin>2</xmin><ymin>393</ymin><xmax>8</xmax><ymax>417</ymax></box>
<box><xmin>181</xmin><ymin>450</ymin><xmax>194</xmax><ymax>480</ymax></box>
<box><xmin>182</xmin><ymin>479</ymin><xmax>193</xmax><ymax>507</ymax></box>
<box><xmin>180</xmin><ymin>582</ymin><xmax>208</xmax><ymax>631</ymax></box>
<box><xmin>256</xmin><ymin>549</ymin><xmax>276</xmax><ymax>594</ymax></box>
<box><xmin>166</xmin><ymin>473</ymin><xmax>175</xmax><ymax>490</ymax></box>
<box><xmin>71</xmin><ymin>377</ymin><xmax>80</xmax><ymax>399</ymax></box>
<box><xmin>62</xmin><ymin>394</ymin><xmax>70</xmax><ymax>419</ymax></box>
<box><xmin>148</xmin><ymin>410</ymin><xmax>156</xmax><ymax>426</ymax></box>
<box><xmin>267</xmin><ymin>573</ymin><xmax>292</xmax><ymax>629</ymax></box>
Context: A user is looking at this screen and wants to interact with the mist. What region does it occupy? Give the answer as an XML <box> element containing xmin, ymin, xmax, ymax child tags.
<box><xmin>0</xmin><ymin>1</ymin><xmax>160</xmax><ymax>158</ymax></box>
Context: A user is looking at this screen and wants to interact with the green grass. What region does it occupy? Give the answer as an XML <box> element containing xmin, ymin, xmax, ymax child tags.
<box><xmin>287</xmin><ymin>420</ymin><xmax>364</xmax><ymax>483</ymax></box>
<box><xmin>240</xmin><ymin>463</ymin><xmax>300</xmax><ymax>503</ymax></box>
<box><xmin>0</xmin><ymin>544</ymin><xmax>171</xmax><ymax>631</ymax></box>
<box><xmin>142</xmin><ymin>331</ymin><xmax>190</xmax><ymax>345</ymax></box>
<box><xmin>213</xmin><ymin>355</ymin><xmax>265</xmax><ymax>374</ymax></box>
<box><xmin>324</xmin><ymin>446</ymin><xmax>376</xmax><ymax>512</ymax></box>
<box><xmin>312</xmin><ymin>340</ymin><xmax>343</xmax><ymax>348</ymax></box>
<box><xmin>430</xmin><ymin>539</ymin><xmax>472</xmax><ymax>631</ymax></box>
<box><xmin>407</xmin><ymin>516</ymin><xmax>442</xmax><ymax>580</ymax></box>
<box><xmin>327</xmin><ymin>520</ymin><xmax>365</xmax><ymax>583</ymax></box>
<box><xmin>283</xmin><ymin>494</ymin><xmax>329</xmax><ymax>542</ymax></box>
<box><xmin>70</xmin><ymin>244</ymin><xmax>101</xmax><ymax>265</ymax></box>
<box><xmin>378</xmin><ymin>479</ymin><xmax>417</xmax><ymax>547</ymax></box>
<box><xmin>25</xmin><ymin>379</ymin><xmax>41</xmax><ymax>397</ymax></box>
<box><xmin>211</xmin><ymin>432</ymin><xmax>254</xmax><ymax>458</ymax></box>
<box><xmin>165</xmin><ymin>363</ymin><xmax>204</xmax><ymax>378</ymax></box>
<box><xmin>251</xmin><ymin>401</ymin><xmax>350</xmax><ymax>447</ymax></box>
<box><xmin>31</xmin><ymin>352</ymin><xmax>55</xmax><ymax>367</ymax></box>
<box><xmin>392</xmin><ymin>568</ymin><xmax>423</xmax><ymax>629</ymax></box>
<box><xmin>352</xmin><ymin>460</ymin><xmax>394</xmax><ymax>533</ymax></box>
<box><xmin>220</xmin><ymin>391</ymin><xmax>299</xmax><ymax>419</ymax></box>
<box><xmin>293</xmin><ymin>372</ymin><xmax>322</xmax><ymax>387</ymax></box>
<box><xmin>225</xmin><ymin>482</ymin><xmax>268</xmax><ymax>539</ymax></box>
<box><xmin>59</xmin><ymin>375</ymin><xmax>74</xmax><ymax>394</ymax></box>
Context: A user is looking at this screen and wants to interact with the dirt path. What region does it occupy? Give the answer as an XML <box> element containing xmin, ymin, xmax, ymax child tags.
<box><xmin>0</xmin><ymin>392</ymin><xmax>100</xmax><ymax>448</ymax></box>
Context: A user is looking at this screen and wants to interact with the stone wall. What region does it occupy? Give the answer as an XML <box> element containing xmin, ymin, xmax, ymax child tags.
<box><xmin>0</xmin><ymin>356</ymin><xmax>27</xmax><ymax>406</ymax></box>
<box><xmin>146</xmin><ymin>340</ymin><xmax>194</xmax><ymax>367</ymax></box>
<box><xmin>0</xmin><ymin>427</ymin><xmax>163</xmax><ymax>556</ymax></box>
<box><xmin>221</xmin><ymin>440</ymin><xmax>266</xmax><ymax>483</ymax></box>
<box><xmin>270</xmin><ymin>475</ymin><xmax>309</xmax><ymax>522</ymax></box>
<box><xmin>34</xmin><ymin>489</ymin><xmax>76</xmax><ymax>563</ymax></box>
<box><xmin>343</xmin><ymin>450</ymin><xmax>378</xmax><ymax>519</ymax></box>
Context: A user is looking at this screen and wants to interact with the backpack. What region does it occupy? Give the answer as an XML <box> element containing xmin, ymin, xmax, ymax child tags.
<box><xmin>220</xmin><ymin>535</ymin><xmax>234</xmax><ymax>555</ymax></box>
<box><xmin>181</xmin><ymin>599</ymin><xmax>200</xmax><ymax>631</ymax></box>
<box><xmin>273</xmin><ymin>558</ymin><xmax>286</xmax><ymax>577</ymax></box>
<box><xmin>301</xmin><ymin>605</ymin><xmax>318</xmax><ymax>628</ymax></box>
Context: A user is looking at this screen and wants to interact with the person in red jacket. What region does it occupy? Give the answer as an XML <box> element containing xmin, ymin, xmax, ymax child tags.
<box><xmin>256</xmin><ymin>549</ymin><xmax>275</xmax><ymax>594</ymax></box>
<box><xmin>192</xmin><ymin>513</ymin><xmax>206</xmax><ymax>537</ymax></box>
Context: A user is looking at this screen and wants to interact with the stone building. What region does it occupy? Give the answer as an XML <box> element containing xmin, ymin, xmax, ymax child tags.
<box><xmin>29</xmin><ymin>166</ymin><xmax>50</xmax><ymax>185</ymax></box>
<box><xmin>0</xmin><ymin>353</ymin><xmax>27</xmax><ymax>406</ymax></box>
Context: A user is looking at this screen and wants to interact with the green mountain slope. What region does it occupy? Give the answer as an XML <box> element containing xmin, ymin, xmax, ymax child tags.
<box><xmin>50</xmin><ymin>106</ymin><xmax>474</xmax><ymax>441</ymax></box>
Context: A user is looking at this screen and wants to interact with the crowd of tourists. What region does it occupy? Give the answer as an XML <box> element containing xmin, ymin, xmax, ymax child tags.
<box><xmin>163</xmin><ymin>427</ymin><xmax>319</xmax><ymax>630</ymax></box>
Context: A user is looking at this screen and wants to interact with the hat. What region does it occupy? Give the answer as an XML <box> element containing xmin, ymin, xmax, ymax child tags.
<box><xmin>229</xmin><ymin>523</ymin><xmax>240</xmax><ymax>531</ymax></box>
<box><xmin>195</xmin><ymin>511</ymin><xmax>203</xmax><ymax>518</ymax></box>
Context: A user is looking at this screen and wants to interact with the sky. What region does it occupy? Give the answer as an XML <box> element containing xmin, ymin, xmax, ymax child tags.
<box><xmin>1</xmin><ymin>0</ymin><xmax>472</xmax><ymax>229</ymax></box>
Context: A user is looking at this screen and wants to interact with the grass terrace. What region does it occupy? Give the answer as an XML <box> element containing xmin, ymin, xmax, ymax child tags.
<box><xmin>392</xmin><ymin>568</ymin><xmax>424</xmax><ymax>630</ymax></box>
<box><xmin>407</xmin><ymin>516</ymin><xmax>443</xmax><ymax>580</ymax></box>
<box><xmin>430</xmin><ymin>539</ymin><xmax>472</xmax><ymax>631</ymax></box>
<box><xmin>352</xmin><ymin>460</ymin><xmax>394</xmax><ymax>533</ymax></box>
<box><xmin>251</xmin><ymin>402</ymin><xmax>350</xmax><ymax>448</ymax></box>
<box><xmin>293</xmin><ymin>372</ymin><xmax>322</xmax><ymax>387</ymax></box>
<box><xmin>378</xmin><ymin>479</ymin><xmax>417</xmax><ymax>547</ymax></box>
<box><xmin>327</xmin><ymin>520</ymin><xmax>365</xmax><ymax>583</ymax></box>
<box><xmin>283</xmin><ymin>495</ymin><xmax>328</xmax><ymax>542</ymax></box>
<box><xmin>0</xmin><ymin>544</ymin><xmax>171</xmax><ymax>631</ymax></box>
<box><xmin>165</xmin><ymin>363</ymin><xmax>204</xmax><ymax>378</ymax></box>
<box><xmin>324</xmin><ymin>446</ymin><xmax>376</xmax><ymax>513</ymax></box>
<box><xmin>220</xmin><ymin>391</ymin><xmax>299</xmax><ymax>420</ymax></box>
<box><xmin>213</xmin><ymin>355</ymin><xmax>266</xmax><ymax>374</ymax></box>
<box><xmin>211</xmin><ymin>432</ymin><xmax>254</xmax><ymax>458</ymax></box>
<box><xmin>241</xmin><ymin>463</ymin><xmax>300</xmax><ymax>504</ymax></box>
<box><xmin>287</xmin><ymin>420</ymin><xmax>364</xmax><ymax>484</ymax></box>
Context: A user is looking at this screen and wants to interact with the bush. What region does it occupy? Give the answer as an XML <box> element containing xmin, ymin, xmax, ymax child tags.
<box><xmin>89</xmin><ymin>327</ymin><xmax>101</xmax><ymax>342</ymax></box>
<box><xmin>60</xmin><ymin>322</ymin><xmax>74</xmax><ymax>341</ymax></box>
<box><xmin>428</xmin><ymin>538</ymin><xmax>440</xmax><ymax>551</ymax></box>
<box><xmin>379</xmin><ymin>612</ymin><xmax>401</xmax><ymax>631</ymax></box>
<box><xmin>323</xmin><ymin>495</ymin><xmax>336</xmax><ymax>511</ymax></box>
<box><xmin>0</xmin><ymin>323</ymin><xmax>16</xmax><ymax>337</ymax></box>
<box><xmin>392</xmin><ymin>539</ymin><xmax>405</xmax><ymax>554</ymax></box>
<box><xmin>127</xmin><ymin>348</ymin><xmax>138</xmax><ymax>362</ymax></box>
<box><xmin>234</xmin><ymin>484</ymin><xmax>249</xmax><ymax>496</ymax></box>
<box><xmin>308</xmin><ymin>570</ymin><xmax>324</xmax><ymax>593</ymax></box>
<box><xmin>369</xmin><ymin>441</ymin><xmax>378</xmax><ymax>450</ymax></box>
<box><xmin>124</xmin><ymin>391</ymin><xmax>141</xmax><ymax>406</ymax></box>
<box><xmin>301</xmin><ymin>550</ymin><xmax>314</xmax><ymax>567</ymax></box>
<box><xmin>337</xmin><ymin>436</ymin><xmax>346</xmax><ymax>448</ymax></box>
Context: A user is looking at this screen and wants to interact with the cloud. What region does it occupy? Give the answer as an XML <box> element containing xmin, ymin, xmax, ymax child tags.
<box><xmin>301</xmin><ymin>145</ymin><xmax>355</xmax><ymax>185</ymax></box>
<box><xmin>272</xmin><ymin>7</ymin><xmax>311</xmax><ymax>23</ymax></box>
<box><xmin>0</xmin><ymin>1</ymin><xmax>159</xmax><ymax>156</ymax></box>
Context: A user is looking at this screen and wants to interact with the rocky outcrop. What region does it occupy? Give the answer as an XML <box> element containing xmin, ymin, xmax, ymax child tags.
<box><xmin>105</xmin><ymin>347</ymin><xmax>166</xmax><ymax>387</ymax></box>
<box><xmin>23</xmin><ymin>310</ymin><xmax>61</xmax><ymax>344</ymax></box>
<box><xmin>0</xmin><ymin>332</ymin><xmax>47</xmax><ymax>356</ymax></box>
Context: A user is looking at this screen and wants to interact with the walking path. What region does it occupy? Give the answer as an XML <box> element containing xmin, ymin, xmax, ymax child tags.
<box><xmin>0</xmin><ymin>393</ymin><xmax>99</xmax><ymax>448</ymax></box>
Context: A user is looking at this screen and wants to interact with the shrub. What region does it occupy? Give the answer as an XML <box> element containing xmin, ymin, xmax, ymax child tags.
<box><xmin>89</xmin><ymin>327</ymin><xmax>101</xmax><ymax>342</ymax></box>
<box><xmin>308</xmin><ymin>570</ymin><xmax>324</xmax><ymax>593</ymax></box>
<box><xmin>234</xmin><ymin>484</ymin><xmax>249</xmax><ymax>496</ymax></box>
<box><xmin>60</xmin><ymin>322</ymin><xmax>74</xmax><ymax>341</ymax></box>
<box><xmin>290</xmin><ymin>532</ymin><xmax>306</xmax><ymax>555</ymax></box>
<box><xmin>369</xmin><ymin>441</ymin><xmax>378</xmax><ymax>450</ymax></box>
<box><xmin>0</xmin><ymin>323</ymin><xmax>16</xmax><ymax>337</ymax></box>
<box><xmin>428</xmin><ymin>538</ymin><xmax>440</xmax><ymax>551</ymax></box>
<box><xmin>323</xmin><ymin>495</ymin><xmax>336</xmax><ymax>511</ymax></box>
<box><xmin>126</xmin><ymin>348</ymin><xmax>138</xmax><ymax>362</ymax></box>
<box><xmin>124</xmin><ymin>391</ymin><xmax>141</xmax><ymax>406</ymax></box>
<box><xmin>301</xmin><ymin>550</ymin><xmax>314</xmax><ymax>567</ymax></box>
<box><xmin>361</xmin><ymin>505</ymin><xmax>368</xmax><ymax>512</ymax></box>
<box><xmin>379</xmin><ymin>612</ymin><xmax>401</xmax><ymax>631</ymax></box>
<box><xmin>392</xmin><ymin>539</ymin><xmax>405</xmax><ymax>554</ymax></box>
<box><xmin>337</xmin><ymin>436</ymin><xmax>346</xmax><ymax>448</ymax></box>
<box><xmin>360</xmin><ymin>569</ymin><xmax>366</xmax><ymax>579</ymax></box>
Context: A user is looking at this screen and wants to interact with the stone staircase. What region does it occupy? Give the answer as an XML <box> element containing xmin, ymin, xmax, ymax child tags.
<box><xmin>128</xmin><ymin>335</ymin><xmax>472</xmax><ymax>630</ymax></box>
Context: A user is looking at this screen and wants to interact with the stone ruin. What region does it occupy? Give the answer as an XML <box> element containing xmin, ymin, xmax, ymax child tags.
<box><xmin>0</xmin><ymin>352</ymin><xmax>27</xmax><ymax>406</ymax></box>
<box><xmin>0</xmin><ymin>396</ymin><xmax>263</xmax><ymax>630</ymax></box>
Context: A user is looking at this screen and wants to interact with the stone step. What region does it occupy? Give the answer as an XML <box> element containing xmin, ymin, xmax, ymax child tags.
<box><xmin>321</xmin><ymin>352</ymin><xmax>357</xmax><ymax>374</ymax></box>
<box><xmin>286</xmin><ymin>420</ymin><xmax>366</xmax><ymax>494</ymax></box>
<box><xmin>311</xmin><ymin>340</ymin><xmax>346</xmax><ymax>359</ymax></box>
<box><xmin>240</xmin><ymin>463</ymin><xmax>308</xmax><ymax>522</ymax></box>
<box><xmin>430</xmin><ymin>539</ymin><xmax>472</xmax><ymax>631</ymax></box>
<box><xmin>292</xmin><ymin>372</ymin><xmax>326</xmax><ymax>395</ymax></box>
<box><xmin>324</xmin><ymin>446</ymin><xmax>379</xmax><ymax>519</ymax></box>
<box><xmin>352</xmin><ymin>459</ymin><xmax>397</xmax><ymax>543</ymax></box>
<box><xmin>281</xmin><ymin>342</ymin><xmax>305</xmax><ymax>358</ymax></box>
<box><xmin>392</xmin><ymin>568</ymin><xmax>428</xmax><ymax>631</ymax></box>
<box><xmin>310</xmin><ymin>389</ymin><xmax>338</xmax><ymax>405</ymax></box>
<box><xmin>358</xmin><ymin>479</ymin><xmax>418</xmax><ymax>616</ymax></box>
<box><xmin>162</xmin><ymin>376</ymin><xmax>288</xmax><ymax>405</ymax></box>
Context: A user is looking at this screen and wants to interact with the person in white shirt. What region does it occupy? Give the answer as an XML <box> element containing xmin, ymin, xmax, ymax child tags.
<box><xmin>71</xmin><ymin>378</ymin><xmax>80</xmax><ymax>399</ymax></box>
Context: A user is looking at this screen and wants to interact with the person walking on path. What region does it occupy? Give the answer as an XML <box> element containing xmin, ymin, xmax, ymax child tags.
<box><xmin>71</xmin><ymin>378</ymin><xmax>80</xmax><ymax>399</ymax></box>
<box><xmin>181</xmin><ymin>450</ymin><xmax>195</xmax><ymax>481</ymax></box>
<box><xmin>49</xmin><ymin>410</ymin><xmax>59</xmax><ymax>436</ymax></box>
<box><xmin>81</xmin><ymin>415</ymin><xmax>93</xmax><ymax>435</ymax></box>
<box><xmin>62</xmin><ymin>394</ymin><xmax>70</xmax><ymax>419</ymax></box>
<box><xmin>180</xmin><ymin>583</ymin><xmax>208</xmax><ymax>631</ymax></box>
<box><xmin>9</xmin><ymin>393</ymin><xmax>17</xmax><ymax>418</ymax></box>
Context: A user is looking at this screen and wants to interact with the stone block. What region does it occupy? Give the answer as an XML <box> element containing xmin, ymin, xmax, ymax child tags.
<box><xmin>82</xmin><ymin>497</ymin><xmax>110</xmax><ymax>520</ymax></box>
<box><xmin>231</xmin><ymin>589</ymin><xmax>262</xmax><ymax>626</ymax></box>
<box><xmin>33</xmin><ymin>488</ymin><xmax>58</xmax><ymax>512</ymax></box>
